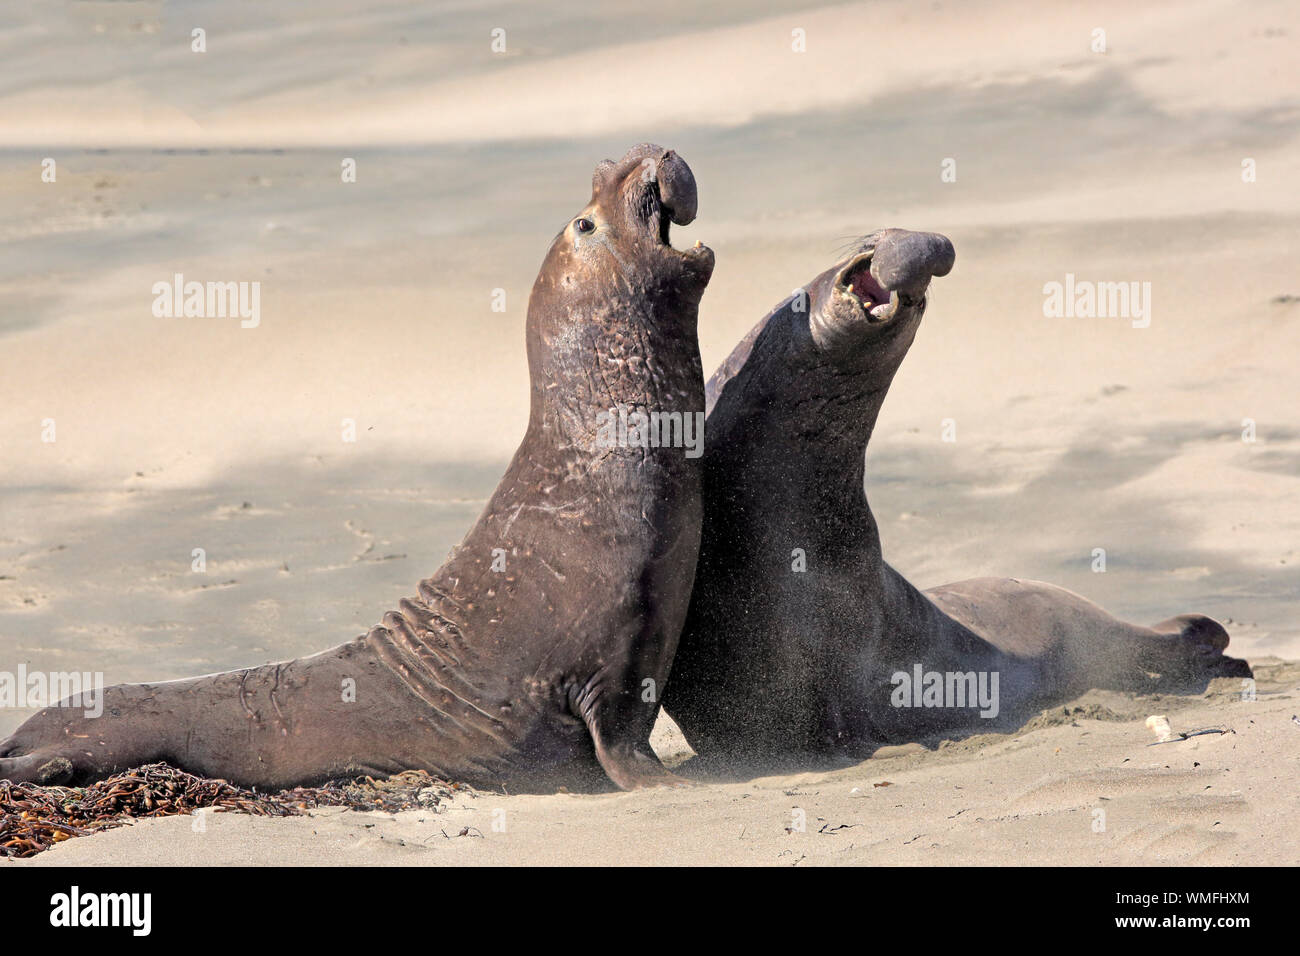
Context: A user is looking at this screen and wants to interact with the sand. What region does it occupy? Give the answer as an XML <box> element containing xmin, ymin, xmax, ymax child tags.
<box><xmin>1</xmin><ymin>0</ymin><xmax>1298</xmax><ymax>865</ymax></box>
<box><xmin>10</xmin><ymin>663</ymin><xmax>1299</xmax><ymax>866</ymax></box>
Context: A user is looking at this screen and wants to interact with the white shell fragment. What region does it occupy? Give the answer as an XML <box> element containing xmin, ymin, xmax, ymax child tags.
<box><xmin>1145</xmin><ymin>714</ymin><xmax>1175</xmax><ymax>742</ymax></box>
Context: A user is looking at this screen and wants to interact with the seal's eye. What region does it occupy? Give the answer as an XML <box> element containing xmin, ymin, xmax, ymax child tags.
<box><xmin>575</xmin><ymin>218</ymin><xmax>595</xmax><ymax>234</ymax></box>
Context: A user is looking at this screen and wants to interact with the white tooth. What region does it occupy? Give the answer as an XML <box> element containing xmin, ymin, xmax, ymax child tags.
<box><xmin>871</xmin><ymin>289</ymin><xmax>903</xmax><ymax>321</ymax></box>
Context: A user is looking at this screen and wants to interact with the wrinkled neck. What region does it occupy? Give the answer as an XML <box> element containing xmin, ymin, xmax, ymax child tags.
<box><xmin>783</xmin><ymin>369</ymin><xmax>892</xmax><ymax>544</ymax></box>
<box><xmin>526</xmin><ymin>300</ymin><xmax>704</xmax><ymax>454</ymax></box>
<box><xmin>703</xmin><ymin>301</ymin><xmax>909</xmax><ymax>561</ymax></box>
<box><xmin>778</xmin><ymin>302</ymin><xmax>908</xmax><ymax>489</ymax></box>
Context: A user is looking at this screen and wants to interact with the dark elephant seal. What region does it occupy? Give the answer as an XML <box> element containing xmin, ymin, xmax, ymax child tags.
<box><xmin>1</xmin><ymin>144</ymin><xmax>714</xmax><ymax>791</ymax></box>
<box><xmin>663</xmin><ymin>228</ymin><xmax>1250</xmax><ymax>763</ymax></box>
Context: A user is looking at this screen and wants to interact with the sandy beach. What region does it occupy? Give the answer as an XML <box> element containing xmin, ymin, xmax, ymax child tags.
<box><xmin>1</xmin><ymin>0</ymin><xmax>1297</xmax><ymax>866</ymax></box>
<box><xmin>5</xmin><ymin>660</ymin><xmax>1298</xmax><ymax>866</ymax></box>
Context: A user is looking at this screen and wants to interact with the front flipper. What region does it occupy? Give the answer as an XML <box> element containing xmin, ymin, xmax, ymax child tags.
<box><xmin>592</xmin><ymin>739</ymin><xmax>687</xmax><ymax>790</ymax></box>
<box><xmin>0</xmin><ymin>751</ymin><xmax>78</xmax><ymax>786</ymax></box>
<box><xmin>569</xmin><ymin>674</ymin><xmax>687</xmax><ymax>790</ymax></box>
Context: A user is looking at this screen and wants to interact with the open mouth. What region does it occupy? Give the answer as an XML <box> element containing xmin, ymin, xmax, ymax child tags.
<box><xmin>835</xmin><ymin>252</ymin><xmax>910</xmax><ymax>324</ymax></box>
<box><xmin>644</xmin><ymin>185</ymin><xmax>709</xmax><ymax>264</ymax></box>
<box><xmin>655</xmin><ymin>204</ymin><xmax>709</xmax><ymax>261</ymax></box>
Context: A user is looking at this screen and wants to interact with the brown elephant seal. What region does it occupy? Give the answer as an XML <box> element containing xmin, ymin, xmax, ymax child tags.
<box><xmin>663</xmin><ymin>228</ymin><xmax>1249</xmax><ymax>763</ymax></box>
<box><xmin>0</xmin><ymin>144</ymin><xmax>713</xmax><ymax>791</ymax></box>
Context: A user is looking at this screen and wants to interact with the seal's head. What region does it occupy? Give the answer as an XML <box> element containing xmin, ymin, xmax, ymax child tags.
<box><xmin>806</xmin><ymin>228</ymin><xmax>954</xmax><ymax>362</ymax></box>
<box><xmin>581</xmin><ymin>143</ymin><xmax>714</xmax><ymax>290</ymax></box>
<box><xmin>527</xmin><ymin>144</ymin><xmax>714</xmax><ymax>421</ymax></box>
<box><xmin>530</xmin><ymin>144</ymin><xmax>713</xmax><ymax>330</ymax></box>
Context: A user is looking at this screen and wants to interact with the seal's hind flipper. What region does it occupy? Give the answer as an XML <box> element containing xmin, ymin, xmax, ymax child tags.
<box><xmin>1147</xmin><ymin>613</ymin><xmax>1252</xmax><ymax>681</ymax></box>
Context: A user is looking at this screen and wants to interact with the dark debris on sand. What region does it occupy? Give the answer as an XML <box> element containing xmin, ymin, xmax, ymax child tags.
<box><xmin>0</xmin><ymin>763</ymin><xmax>465</xmax><ymax>859</ymax></box>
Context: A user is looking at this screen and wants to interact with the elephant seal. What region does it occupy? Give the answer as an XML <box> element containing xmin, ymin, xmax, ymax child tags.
<box><xmin>663</xmin><ymin>228</ymin><xmax>1250</xmax><ymax>763</ymax></box>
<box><xmin>1</xmin><ymin>144</ymin><xmax>713</xmax><ymax>791</ymax></box>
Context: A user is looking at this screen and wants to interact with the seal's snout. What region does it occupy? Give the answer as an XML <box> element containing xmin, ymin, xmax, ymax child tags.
<box><xmin>833</xmin><ymin>229</ymin><xmax>955</xmax><ymax>324</ymax></box>
<box><xmin>596</xmin><ymin>143</ymin><xmax>711</xmax><ymax>277</ymax></box>
<box><xmin>585</xmin><ymin>144</ymin><xmax>712</xmax><ymax>286</ymax></box>
<box><xmin>654</xmin><ymin>149</ymin><xmax>698</xmax><ymax>226</ymax></box>
<box><xmin>609</xmin><ymin>143</ymin><xmax>698</xmax><ymax>226</ymax></box>
<box><xmin>869</xmin><ymin>228</ymin><xmax>955</xmax><ymax>294</ymax></box>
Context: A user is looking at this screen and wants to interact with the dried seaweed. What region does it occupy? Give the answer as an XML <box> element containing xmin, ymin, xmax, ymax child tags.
<box><xmin>0</xmin><ymin>763</ymin><xmax>463</xmax><ymax>859</ymax></box>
